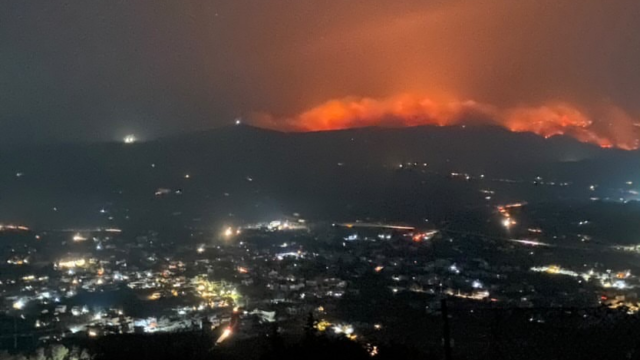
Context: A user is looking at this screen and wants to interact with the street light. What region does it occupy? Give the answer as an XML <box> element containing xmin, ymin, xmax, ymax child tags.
<box><xmin>12</xmin><ymin>299</ymin><xmax>25</xmax><ymax>310</ymax></box>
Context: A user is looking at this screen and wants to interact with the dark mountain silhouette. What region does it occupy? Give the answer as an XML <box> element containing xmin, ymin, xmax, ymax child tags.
<box><xmin>0</xmin><ymin>125</ymin><xmax>637</xmax><ymax>229</ymax></box>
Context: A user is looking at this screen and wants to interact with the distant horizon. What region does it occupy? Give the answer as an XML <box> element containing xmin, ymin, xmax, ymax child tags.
<box><xmin>3</xmin><ymin>122</ymin><xmax>633</xmax><ymax>153</ymax></box>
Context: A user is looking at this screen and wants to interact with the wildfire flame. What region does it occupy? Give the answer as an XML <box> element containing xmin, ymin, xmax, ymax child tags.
<box><xmin>255</xmin><ymin>94</ymin><xmax>640</xmax><ymax>150</ymax></box>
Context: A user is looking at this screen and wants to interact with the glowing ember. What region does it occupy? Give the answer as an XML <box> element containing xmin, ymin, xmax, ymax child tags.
<box><xmin>255</xmin><ymin>94</ymin><xmax>640</xmax><ymax>150</ymax></box>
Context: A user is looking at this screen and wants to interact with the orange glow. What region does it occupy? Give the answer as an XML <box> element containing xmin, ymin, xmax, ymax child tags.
<box><xmin>255</xmin><ymin>94</ymin><xmax>640</xmax><ymax>150</ymax></box>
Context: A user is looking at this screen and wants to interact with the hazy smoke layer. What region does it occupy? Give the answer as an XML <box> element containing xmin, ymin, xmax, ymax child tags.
<box><xmin>255</xmin><ymin>95</ymin><xmax>640</xmax><ymax>149</ymax></box>
<box><xmin>2</xmin><ymin>0</ymin><xmax>639</xmax><ymax>146</ymax></box>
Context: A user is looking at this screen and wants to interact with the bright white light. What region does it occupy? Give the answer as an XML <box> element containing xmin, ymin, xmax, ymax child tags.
<box><xmin>123</xmin><ymin>135</ymin><xmax>137</xmax><ymax>144</ymax></box>
<box><xmin>511</xmin><ymin>239</ymin><xmax>550</xmax><ymax>247</ymax></box>
<box><xmin>333</xmin><ymin>325</ymin><xmax>354</xmax><ymax>336</ymax></box>
<box><xmin>13</xmin><ymin>299</ymin><xmax>25</xmax><ymax>310</ymax></box>
<box><xmin>72</xmin><ymin>233</ymin><xmax>87</xmax><ymax>242</ymax></box>
<box><xmin>224</xmin><ymin>227</ymin><xmax>233</xmax><ymax>238</ymax></box>
<box><xmin>502</xmin><ymin>218</ymin><xmax>516</xmax><ymax>228</ymax></box>
<box><xmin>234</xmin><ymin>118</ymin><xmax>242</xmax><ymax>125</ymax></box>
<box><xmin>218</xmin><ymin>328</ymin><xmax>232</xmax><ymax>343</ymax></box>
<box><xmin>614</xmin><ymin>281</ymin><xmax>627</xmax><ymax>289</ymax></box>
<box><xmin>472</xmin><ymin>280</ymin><xmax>483</xmax><ymax>289</ymax></box>
<box><xmin>268</xmin><ymin>221</ymin><xmax>282</xmax><ymax>230</ymax></box>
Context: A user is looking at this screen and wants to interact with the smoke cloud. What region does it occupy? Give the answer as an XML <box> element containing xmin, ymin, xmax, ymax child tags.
<box><xmin>254</xmin><ymin>95</ymin><xmax>639</xmax><ymax>149</ymax></box>
<box><xmin>1</xmin><ymin>0</ymin><xmax>639</xmax><ymax>146</ymax></box>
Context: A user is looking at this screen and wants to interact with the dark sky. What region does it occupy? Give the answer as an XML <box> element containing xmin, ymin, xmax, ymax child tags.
<box><xmin>2</xmin><ymin>0</ymin><xmax>640</xmax><ymax>146</ymax></box>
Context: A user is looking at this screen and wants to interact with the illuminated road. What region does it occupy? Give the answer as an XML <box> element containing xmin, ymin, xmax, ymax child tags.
<box><xmin>216</xmin><ymin>327</ymin><xmax>232</xmax><ymax>344</ymax></box>
<box><xmin>215</xmin><ymin>309</ymin><xmax>240</xmax><ymax>345</ymax></box>
<box><xmin>336</xmin><ymin>223</ymin><xmax>415</xmax><ymax>230</ymax></box>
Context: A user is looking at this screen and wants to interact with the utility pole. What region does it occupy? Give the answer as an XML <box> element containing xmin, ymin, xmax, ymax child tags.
<box><xmin>441</xmin><ymin>299</ymin><xmax>453</xmax><ymax>360</ymax></box>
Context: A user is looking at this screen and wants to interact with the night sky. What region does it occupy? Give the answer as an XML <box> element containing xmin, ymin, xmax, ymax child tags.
<box><xmin>2</xmin><ymin>1</ymin><xmax>639</xmax><ymax>147</ymax></box>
